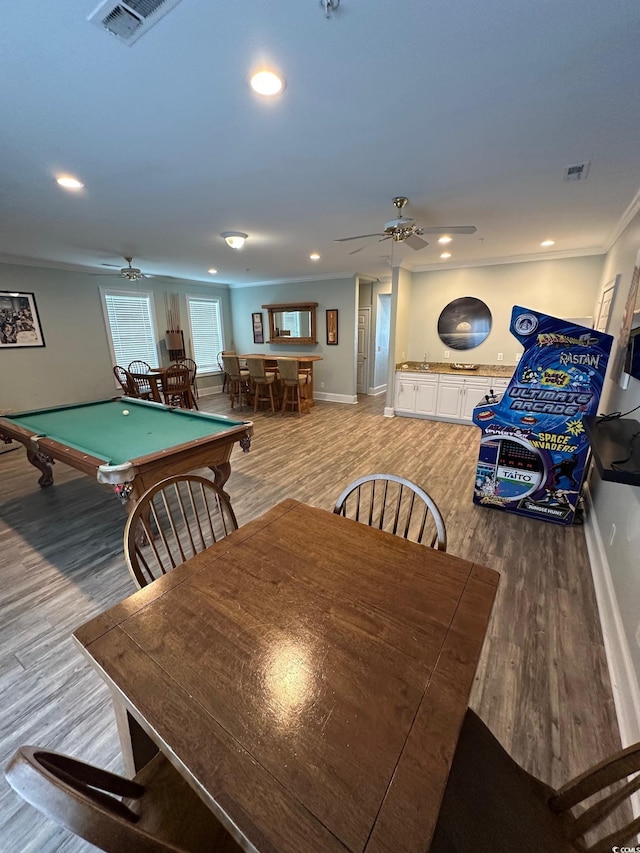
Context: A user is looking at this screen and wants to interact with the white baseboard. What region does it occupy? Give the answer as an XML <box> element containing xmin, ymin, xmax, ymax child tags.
<box><xmin>313</xmin><ymin>392</ymin><xmax>357</xmax><ymax>404</ymax></box>
<box><xmin>383</xmin><ymin>406</ymin><xmax>395</xmax><ymax>418</ymax></box>
<box><xmin>368</xmin><ymin>384</ymin><xmax>387</xmax><ymax>396</ymax></box>
<box><xmin>197</xmin><ymin>386</ymin><xmax>222</xmax><ymax>398</ymax></box>
<box><xmin>583</xmin><ymin>485</ymin><xmax>640</xmax><ymax>749</ymax></box>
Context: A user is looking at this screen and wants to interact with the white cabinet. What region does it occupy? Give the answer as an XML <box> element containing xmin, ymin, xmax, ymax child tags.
<box><xmin>395</xmin><ymin>371</ymin><xmax>511</xmax><ymax>423</ymax></box>
<box><xmin>394</xmin><ymin>373</ymin><xmax>438</xmax><ymax>416</ymax></box>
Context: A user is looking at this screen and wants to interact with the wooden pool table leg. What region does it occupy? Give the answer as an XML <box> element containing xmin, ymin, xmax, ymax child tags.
<box><xmin>209</xmin><ymin>462</ymin><xmax>231</xmax><ymax>496</ymax></box>
<box><xmin>26</xmin><ymin>447</ymin><xmax>55</xmax><ymax>487</ymax></box>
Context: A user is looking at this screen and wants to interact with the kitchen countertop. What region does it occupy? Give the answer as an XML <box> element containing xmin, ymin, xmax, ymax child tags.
<box><xmin>396</xmin><ymin>361</ymin><xmax>516</xmax><ymax>378</ymax></box>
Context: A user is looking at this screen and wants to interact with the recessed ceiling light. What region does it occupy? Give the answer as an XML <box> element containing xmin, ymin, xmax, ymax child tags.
<box><xmin>438</xmin><ymin>236</ymin><xmax>452</xmax><ymax>244</ymax></box>
<box><xmin>56</xmin><ymin>175</ymin><xmax>84</xmax><ymax>190</ymax></box>
<box><xmin>208</xmin><ymin>268</ymin><xmax>218</xmax><ymax>275</ymax></box>
<box><xmin>440</xmin><ymin>252</ymin><xmax>452</xmax><ymax>259</ymax></box>
<box><xmin>250</xmin><ymin>69</ymin><xmax>285</xmax><ymax>96</ymax></box>
<box><xmin>540</xmin><ymin>239</ymin><xmax>555</xmax><ymax>247</ymax></box>
<box><xmin>309</xmin><ymin>253</ymin><xmax>320</xmax><ymax>261</ymax></box>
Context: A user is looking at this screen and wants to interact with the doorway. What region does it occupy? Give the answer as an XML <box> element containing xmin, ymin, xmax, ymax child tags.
<box><xmin>357</xmin><ymin>308</ymin><xmax>370</xmax><ymax>394</ymax></box>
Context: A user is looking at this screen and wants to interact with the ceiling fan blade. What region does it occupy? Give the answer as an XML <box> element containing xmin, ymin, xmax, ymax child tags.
<box><xmin>349</xmin><ymin>243</ymin><xmax>370</xmax><ymax>255</ymax></box>
<box><xmin>420</xmin><ymin>225</ymin><xmax>477</xmax><ymax>235</ymax></box>
<box><xmin>404</xmin><ymin>234</ymin><xmax>429</xmax><ymax>251</ymax></box>
<box><xmin>334</xmin><ymin>233</ymin><xmax>385</xmax><ymax>243</ymax></box>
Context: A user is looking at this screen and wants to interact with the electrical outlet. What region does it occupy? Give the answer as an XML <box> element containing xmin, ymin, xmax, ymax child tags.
<box><xmin>608</xmin><ymin>524</ymin><xmax>616</xmax><ymax>547</ymax></box>
<box><xmin>320</xmin><ymin>381</ymin><xmax>325</xmax><ymax>389</ymax></box>
<box><xmin>444</xmin><ymin>350</ymin><xmax>450</xmax><ymax>359</ymax></box>
<box><xmin>497</xmin><ymin>353</ymin><xmax>504</xmax><ymax>361</ymax></box>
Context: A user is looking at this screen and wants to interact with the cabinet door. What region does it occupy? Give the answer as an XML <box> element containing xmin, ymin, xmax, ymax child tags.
<box><xmin>460</xmin><ymin>382</ymin><xmax>492</xmax><ymax>421</ymax></box>
<box><xmin>436</xmin><ymin>381</ymin><xmax>462</xmax><ymax>418</ymax></box>
<box><xmin>414</xmin><ymin>380</ymin><xmax>438</xmax><ymax>415</ymax></box>
<box><xmin>395</xmin><ymin>379</ymin><xmax>417</xmax><ymax>412</ymax></box>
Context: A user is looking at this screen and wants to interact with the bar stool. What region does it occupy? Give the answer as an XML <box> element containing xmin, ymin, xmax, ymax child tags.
<box><xmin>277</xmin><ymin>359</ymin><xmax>310</xmax><ymax>416</ymax></box>
<box><xmin>222</xmin><ymin>355</ymin><xmax>250</xmax><ymax>411</ymax></box>
<box><xmin>246</xmin><ymin>358</ymin><xmax>277</xmax><ymax>413</ymax></box>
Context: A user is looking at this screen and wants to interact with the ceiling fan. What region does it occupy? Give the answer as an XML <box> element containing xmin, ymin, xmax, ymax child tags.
<box><xmin>334</xmin><ymin>197</ymin><xmax>477</xmax><ymax>255</ymax></box>
<box><xmin>99</xmin><ymin>256</ymin><xmax>151</xmax><ymax>280</ymax></box>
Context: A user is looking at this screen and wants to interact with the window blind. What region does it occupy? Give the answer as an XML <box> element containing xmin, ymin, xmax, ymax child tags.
<box><xmin>103</xmin><ymin>291</ymin><xmax>159</xmax><ymax>368</ymax></box>
<box><xmin>187</xmin><ymin>297</ymin><xmax>223</xmax><ymax>373</ymax></box>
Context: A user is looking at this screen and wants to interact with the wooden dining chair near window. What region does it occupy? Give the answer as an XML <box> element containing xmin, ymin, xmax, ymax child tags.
<box><xmin>161</xmin><ymin>364</ymin><xmax>196</xmax><ymax>409</ymax></box>
<box><xmin>222</xmin><ymin>355</ymin><xmax>250</xmax><ymax>411</ymax></box>
<box><xmin>429</xmin><ymin>706</ymin><xmax>640</xmax><ymax>853</ymax></box>
<box><xmin>245</xmin><ymin>357</ymin><xmax>277</xmax><ymax>413</ymax></box>
<box><xmin>127</xmin><ymin>360</ymin><xmax>150</xmax><ymax>374</ymax></box>
<box><xmin>123</xmin><ymin>474</ymin><xmax>238</xmax><ymax>589</ymax></box>
<box><xmin>217</xmin><ymin>351</ymin><xmax>228</xmax><ymax>394</ymax></box>
<box><xmin>277</xmin><ymin>358</ymin><xmax>310</xmax><ymax>416</ymax></box>
<box><xmin>4</xmin><ymin>744</ymin><xmax>243</xmax><ymax>853</ymax></box>
<box><xmin>177</xmin><ymin>357</ymin><xmax>198</xmax><ymax>400</ymax></box>
<box><xmin>127</xmin><ymin>372</ymin><xmax>153</xmax><ymax>400</ymax></box>
<box><xmin>113</xmin><ymin>365</ymin><xmax>133</xmax><ymax>395</ymax></box>
<box><xmin>333</xmin><ymin>473</ymin><xmax>447</xmax><ymax>551</ymax></box>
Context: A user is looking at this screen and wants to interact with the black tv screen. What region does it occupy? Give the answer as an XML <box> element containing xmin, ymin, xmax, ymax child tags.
<box><xmin>624</xmin><ymin>326</ymin><xmax>640</xmax><ymax>380</ymax></box>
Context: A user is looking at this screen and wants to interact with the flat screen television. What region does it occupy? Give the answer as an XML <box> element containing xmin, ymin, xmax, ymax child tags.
<box><xmin>624</xmin><ymin>325</ymin><xmax>640</xmax><ymax>380</ymax></box>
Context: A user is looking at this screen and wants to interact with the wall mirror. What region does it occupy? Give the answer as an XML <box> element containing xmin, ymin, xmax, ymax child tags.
<box><xmin>263</xmin><ymin>302</ymin><xmax>318</xmax><ymax>345</ymax></box>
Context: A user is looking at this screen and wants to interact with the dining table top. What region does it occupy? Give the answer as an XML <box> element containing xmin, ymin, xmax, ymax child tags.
<box><xmin>73</xmin><ymin>499</ymin><xmax>498</xmax><ymax>853</ymax></box>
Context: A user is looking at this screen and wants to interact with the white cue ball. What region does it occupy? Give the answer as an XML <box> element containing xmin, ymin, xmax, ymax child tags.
<box><xmin>122</xmin><ymin>409</ymin><xmax>130</xmax><ymax>416</ymax></box>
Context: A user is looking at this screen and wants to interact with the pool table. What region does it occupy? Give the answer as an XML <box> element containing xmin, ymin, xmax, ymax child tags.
<box><xmin>0</xmin><ymin>397</ymin><xmax>253</xmax><ymax>511</ymax></box>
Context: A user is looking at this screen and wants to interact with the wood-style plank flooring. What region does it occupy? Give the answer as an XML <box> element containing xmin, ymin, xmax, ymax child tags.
<box><xmin>0</xmin><ymin>393</ymin><xmax>621</xmax><ymax>851</ymax></box>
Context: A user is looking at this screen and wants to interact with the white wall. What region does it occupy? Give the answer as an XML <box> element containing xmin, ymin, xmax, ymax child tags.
<box><xmin>0</xmin><ymin>263</ymin><xmax>232</xmax><ymax>412</ymax></box>
<box><xmin>588</xmin><ymin>211</ymin><xmax>640</xmax><ymax>690</ymax></box>
<box><xmin>408</xmin><ymin>256</ymin><xmax>604</xmax><ymax>365</ymax></box>
<box><xmin>229</xmin><ymin>277</ymin><xmax>358</xmax><ymax>400</ymax></box>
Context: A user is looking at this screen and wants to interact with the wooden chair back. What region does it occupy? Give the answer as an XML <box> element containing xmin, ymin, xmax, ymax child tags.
<box><xmin>177</xmin><ymin>357</ymin><xmax>198</xmax><ymax>399</ymax></box>
<box><xmin>5</xmin><ymin>745</ymin><xmax>242</xmax><ymax>853</ymax></box>
<box><xmin>276</xmin><ymin>358</ymin><xmax>303</xmax><ymax>384</ymax></box>
<box><xmin>161</xmin><ymin>364</ymin><xmax>195</xmax><ymax>409</ymax></box>
<box><xmin>127</xmin><ymin>372</ymin><xmax>153</xmax><ymax>400</ymax></box>
<box><xmin>113</xmin><ymin>365</ymin><xmax>133</xmax><ymax>395</ymax></box>
<box><xmin>124</xmin><ymin>475</ymin><xmax>238</xmax><ymax>589</ymax></box>
<box><xmin>333</xmin><ymin>473</ymin><xmax>447</xmax><ymax>551</ymax></box>
<box><xmin>245</xmin><ymin>358</ymin><xmax>276</xmax><ymax>413</ymax></box>
<box><xmin>128</xmin><ymin>360</ymin><xmax>151</xmax><ymax>374</ymax></box>
<box><xmin>430</xmin><ymin>707</ymin><xmax>640</xmax><ymax>853</ymax></box>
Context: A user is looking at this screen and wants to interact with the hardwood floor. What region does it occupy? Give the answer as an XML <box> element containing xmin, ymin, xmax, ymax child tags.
<box><xmin>0</xmin><ymin>393</ymin><xmax>621</xmax><ymax>851</ymax></box>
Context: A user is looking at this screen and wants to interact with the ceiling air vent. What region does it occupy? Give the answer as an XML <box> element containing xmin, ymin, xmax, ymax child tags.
<box><xmin>564</xmin><ymin>161</ymin><xmax>591</xmax><ymax>182</ymax></box>
<box><xmin>87</xmin><ymin>0</ymin><xmax>184</xmax><ymax>45</ymax></box>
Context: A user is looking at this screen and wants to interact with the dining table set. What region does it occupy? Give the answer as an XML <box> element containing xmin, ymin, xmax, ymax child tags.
<box><xmin>117</xmin><ymin>360</ymin><xmax>198</xmax><ymax>409</ymax></box>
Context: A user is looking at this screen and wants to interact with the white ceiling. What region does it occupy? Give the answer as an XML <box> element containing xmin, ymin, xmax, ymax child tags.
<box><xmin>1</xmin><ymin>0</ymin><xmax>639</xmax><ymax>287</ymax></box>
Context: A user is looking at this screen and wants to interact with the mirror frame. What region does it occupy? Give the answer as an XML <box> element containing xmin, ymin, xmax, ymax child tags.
<box><xmin>263</xmin><ymin>302</ymin><xmax>318</xmax><ymax>345</ymax></box>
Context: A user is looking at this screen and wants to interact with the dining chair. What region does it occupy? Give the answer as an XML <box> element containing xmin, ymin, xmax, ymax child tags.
<box><xmin>123</xmin><ymin>474</ymin><xmax>238</xmax><ymax>589</ymax></box>
<box><xmin>245</xmin><ymin>357</ymin><xmax>277</xmax><ymax>413</ymax></box>
<box><xmin>429</xmin><ymin>707</ymin><xmax>640</xmax><ymax>853</ymax></box>
<box><xmin>177</xmin><ymin>357</ymin><xmax>198</xmax><ymax>400</ymax></box>
<box><xmin>126</xmin><ymin>371</ymin><xmax>153</xmax><ymax>400</ymax></box>
<box><xmin>222</xmin><ymin>355</ymin><xmax>250</xmax><ymax>411</ymax></box>
<box><xmin>127</xmin><ymin>360</ymin><xmax>151</xmax><ymax>374</ymax></box>
<box><xmin>161</xmin><ymin>364</ymin><xmax>196</xmax><ymax>409</ymax></box>
<box><xmin>5</xmin><ymin>745</ymin><xmax>243</xmax><ymax>853</ymax></box>
<box><xmin>113</xmin><ymin>365</ymin><xmax>133</xmax><ymax>395</ymax></box>
<box><xmin>333</xmin><ymin>473</ymin><xmax>447</xmax><ymax>551</ymax></box>
<box><xmin>217</xmin><ymin>351</ymin><xmax>229</xmax><ymax>394</ymax></box>
<box><xmin>277</xmin><ymin>358</ymin><xmax>310</xmax><ymax>416</ymax></box>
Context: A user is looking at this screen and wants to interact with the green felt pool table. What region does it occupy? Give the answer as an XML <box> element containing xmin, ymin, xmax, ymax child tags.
<box><xmin>0</xmin><ymin>397</ymin><xmax>253</xmax><ymax>511</ymax></box>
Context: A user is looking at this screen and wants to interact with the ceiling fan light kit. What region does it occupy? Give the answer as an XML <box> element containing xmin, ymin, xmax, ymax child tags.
<box><xmin>120</xmin><ymin>256</ymin><xmax>143</xmax><ymax>281</ymax></box>
<box><xmin>222</xmin><ymin>231</ymin><xmax>248</xmax><ymax>250</ymax></box>
<box><xmin>320</xmin><ymin>0</ymin><xmax>339</xmax><ymax>18</ymax></box>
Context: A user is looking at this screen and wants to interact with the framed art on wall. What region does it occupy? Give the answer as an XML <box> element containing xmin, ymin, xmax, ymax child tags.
<box><xmin>326</xmin><ymin>309</ymin><xmax>338</xmax><ymax>345</ymax></box>
<box><xmin>0</xmin><ymin>291</ymin><xmax>45</xmax><ymax>347</ymax></box>
<box><xmin>252</xmin><ymin>312</ymin><xmax>264</xmax><ymax>344</ymax></box>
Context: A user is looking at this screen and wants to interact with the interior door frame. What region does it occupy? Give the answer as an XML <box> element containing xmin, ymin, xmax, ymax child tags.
<box><xmin>357</xmin><ymin>307</ymin><xmax>371</xmax><ymax>394</ymax></box>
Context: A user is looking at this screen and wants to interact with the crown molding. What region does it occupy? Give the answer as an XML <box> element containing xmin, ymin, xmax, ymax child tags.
<box><xmin>410</xmin><ymin>246</ymin><xmax>605</xmax><ymax>273</ymax></box>
<box><xmin>229</xmin><ymin>271</ymin><xmax>355</xmax><ymax>289</ymax></box>
<box><xmin>604</xmin><ymin>186</ymin><xmax>640</xmax><ymax>251</ymax></box>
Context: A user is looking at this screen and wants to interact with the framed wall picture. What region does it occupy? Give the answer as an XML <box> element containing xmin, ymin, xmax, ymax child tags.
<box><xmin>0</xmin><ymin>291</ymin><xmax>45</xmax><ymax>348</ymax></box>
<box><xmin>252</xmin><ymin>311</ymin><xmax>264</xmax><ymax>344</ymax></box>
<box><xmin>326</xmin><ymin>309</ymin><xmax>338</xmax><ymax>345</ymax></box>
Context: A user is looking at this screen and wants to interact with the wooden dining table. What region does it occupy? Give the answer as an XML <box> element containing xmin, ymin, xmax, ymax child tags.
<box><xmin>129</xmin><ymin>365</ymin><xmax>195</xmax><ymax>408</ymax></box>
<box><xmin>73</xmin><ymin>499</ymin><xmax>498</xmax><ymax>853</ymax></box>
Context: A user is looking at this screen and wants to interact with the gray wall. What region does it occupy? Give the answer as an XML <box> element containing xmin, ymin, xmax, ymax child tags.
<box><xmin>0</xmin><ymin>263</ymin><xmax>232</xmax><ymax>412</ymax></box>
<box><xmin>229</xmin><ymin>277</ymin><xmax>358</xmax><ymax>400</ymax></box>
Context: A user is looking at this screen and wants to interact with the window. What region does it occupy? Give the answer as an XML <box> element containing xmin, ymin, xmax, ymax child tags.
<box><xmin>187</xmin><ymin>296</ymin><xmax>224</xmax><ymax>373</ymax></box>
<box><xmin>101</xmin><ymin>289</ymin><xmax>160</xmax><ymax>369</ymax></box>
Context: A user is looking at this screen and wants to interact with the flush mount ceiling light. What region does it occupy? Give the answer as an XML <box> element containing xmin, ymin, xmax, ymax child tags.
<box><xmin>438</xmin><ymin>236</ymin><xmax>452</xmax><ymax>244</ymax></box>
<box><xmin>208</xmin><ymin>267</ymin><xmax>218</xmax><ymax>275</ymax></box>
<box><xmin>250</xmin><ymin>70</ymin><xmax>285</xmax><ymax>96</ymax></box>
<box><xmin>221</xmin><ymin>231</ymin><xmax>248</xmax><ymax>250</ymax></box>
<box><xmin>540</xmin><ymin>239</ymin><xmax>555</xmax><ymax>247</ymax></box>
<box><xmin>440</xmin><ymin>252</ymin><xmax>452</xmax><ymax>259</ymax></box>
<box><xmin>56</xmin><ymin>175</ymin><xmax>84</xmax><ymax>190</ymax></box>
<box><xmin>309</xmin><ymin>253</ymin><xmax>320</xmax><ymax>261</ymax></box>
